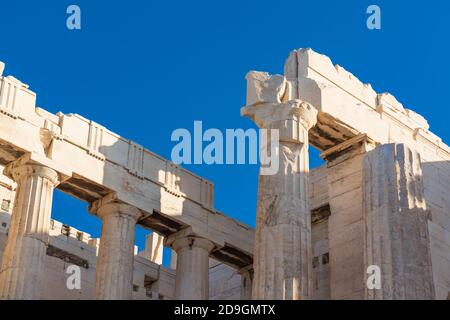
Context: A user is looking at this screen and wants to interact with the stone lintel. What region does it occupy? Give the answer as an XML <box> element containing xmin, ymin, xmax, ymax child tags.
<box><xmin>320</xmin><ymin>133</ymin><xmax>376</xmax><ymax>165</ymax></box>
<box><xmin>92</xmin><ymin>196</ymin><xmax>252</xmax><ymax>270</ymax></box>
<box><xmin>210</xmin><ymin>244</ymin><xmax>253</xmax><ymax>270</ymax></box>
<box><xmin>311</xmin><ymin>204</ymin><xmax>331</xmax><ymax>225</ymax></box>
<box><xmin>140</xmin><ymin>209</ymin><xmax>188</xmax><ymax>237</ymax></box>
<box><xmin>165</xmin><ymin>227</ymin><xmax>253</xmax><ymax>270</ymax></box>
<box><xmin>0</xmin><ymin>100</ymin><xmax>254</xmax><ymax>265</ymax></box>
<box><xmin>3</xmin><ymin>151</ymin><xmax>71</xmax><ymax>183</ymax></box>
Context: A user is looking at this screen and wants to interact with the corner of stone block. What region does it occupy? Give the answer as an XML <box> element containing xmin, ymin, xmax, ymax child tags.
<box><xmin>378</xmin><ymin>92</ymin><xmax>406</xmax><ymax>113</ymax></box>
<box><xmin>245</xmin><ymin>70</ymin><xmax>269</xmax><ymax>81</ymax></box>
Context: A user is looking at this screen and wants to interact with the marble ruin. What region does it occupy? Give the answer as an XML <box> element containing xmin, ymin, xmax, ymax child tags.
<box><xmin>0</xmin><ymin>49</ymin><xmax>448</xmax><ymax>300</ymax></box>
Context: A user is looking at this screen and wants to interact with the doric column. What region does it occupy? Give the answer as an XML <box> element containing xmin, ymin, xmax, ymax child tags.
<box><xmin>242</xmin><ymin>73</ymin><xmax>318</xmax><ymax>300</ymax></box>
<box><xmin>239</xmin><ymin>267</ymin><xmax>253</xmax><ymax>300</ymax></box>
<box><xmin>0</xmin><ymin>162</ymin><xmax>59</xmax><ymax>299</ymax></box>
<box><xmin>92</xmin><ymin>200</ymin><xmax>142</xmax><ymax>300</ymax></box>
<box><xmin>171</xmin><ymin>236</ymin><xmax>214</xmax><ymax>300</ymax></box>
<box><xmin>363</xmin><ymin>143</ymin><xmax>435</xmax><ymax>299</ymax></box>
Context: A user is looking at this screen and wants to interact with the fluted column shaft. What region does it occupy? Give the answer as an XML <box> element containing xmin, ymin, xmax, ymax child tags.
<box><xmin>250</xmin><ymin>102</ymin><xmax>317</xmax><ymax>300</ymax></box>
<box><xmin>173</xmin><ymin>236</ymin><xmax>214</xmax><ymax>300</ymax></box>
<box><xmin>363</xmin><ymin>143</ymin><xmax>435</xmax><ymax>299</ymax></box>
<box><xmin>94</xmin><ymin>202</ymin><xmax>141</xmax><ymax>300</ymax></box>
<box><xmin>253</xmin><ymin>125</ymin><xmax>312</xmax><ymax>299</ymax></box>
<box><xmin>0</xmin><ymin>164</ymin><xmax>59</xmax><ymax>299</ymax></box>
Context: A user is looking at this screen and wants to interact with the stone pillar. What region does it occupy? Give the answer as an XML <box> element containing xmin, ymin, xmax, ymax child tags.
<box><xmin>147</xmin><ymin>232</ymin><xmax>164</xmax><ymax>265</ymax></box>
<box><xmin>170</xmin><ymin>250</ymin><xmax>177</xmax><ymax>270</ymax></box>
<box><xmin>363</xmin><ymin>143</ymin><xmax>435</xmax><ymax>299</ymax></box>
<box><xmin>239</xmin><ymin>268</ymin><xmax>253</xmax><ymax>300</ymax></box>
<box><xmin>0</xmin><ymin>163</ymin><xmax>59</xmax><ymax>299</ymax></box>
<box><xmin>93</xmin><ymin>201</ymin><xmax>142</xmax><ymax>300</ymax></box>
<box><xmin>172</xmin><ymin>236</ymin><xmax>214</xmax><ymax>300</ymax></box>
<box><xmin>242</xmin><ymin>80</ymin><xmax>318</xmax><ymax>299</ymax></box>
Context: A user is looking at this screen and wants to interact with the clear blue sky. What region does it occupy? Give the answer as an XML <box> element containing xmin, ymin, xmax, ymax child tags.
<box><xmin>1</xmin><ymin>1</ymin><xmax>449</xmax><ymax>265</ymax></box>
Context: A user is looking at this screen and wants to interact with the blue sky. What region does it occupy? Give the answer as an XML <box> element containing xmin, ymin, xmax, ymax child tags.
<box><xmin>1</xmin><ymin>1</ymin><xmax>449</xmax><ymax>265</ymax></box>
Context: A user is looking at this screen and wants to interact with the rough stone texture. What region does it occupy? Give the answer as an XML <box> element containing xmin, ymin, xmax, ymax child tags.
<box><xmin>242</xmin><ymin>96</ymin><xmax>318</xmax><ymax>300</ymax></box>
<box><xmin>363</xmin><ymin>143</ymin><xmax>435</xmax><ymax>299</ymax></box>
<box><xmin>0</xmin><ymin>213</ymin><xmax>177</xmax><ymax>300</ymax></box>
<box><xmin>171</xmin><ymin>236</ymin><xmax>214</xmax><ymax>300</ymax></box>
<box><xmin>209</xmin><ymin>260</ymin><xmax>243</xmax><ymax>300</ymax></box>
<box><xmin>92</xmin><ymin>201</ymin><xmax>142</xmax><ymax>300</ymax></box>
<box><xmin>170</xmin><ymin>250</ymin><xmax>177</xmax><ymax>270</ymax></box>
<box><xmin>322</xmin><ymin>135</ymin><xmax>375</xmax><ymax>300</ymax></box>
<box><xmin>248</xmin><ymin>48</ymin><xmax>450</xmax><ymax>300</ymax></box>
<box><xmin>311</xmin><ymin>211</ymin><xmax>330</xmax><ymax>299</ymax></box>
<box><xmin>0</xmin><ymin>171</ymin><xmax>177</xmax><ymax>300</ymax></box>
<box><xmin>1</xmin><ymin>48</ymin><xmax>450</xmax><ymax>300</ymax></box>
<box><xmin>138</xmin><ymin>232</ymin><xmax>164</xmax><ymax>265</ymax></box>
<box><xmin>239</xmin><ymin>268</ymin><xmax>253</xmax><ymax>299</ymax></box>
<box><xmin>0</xmin><ymin>66</ymin><xmax>254</xmax><ymax>271</ymax></box>
<box><xmin>246</xmin><ymin>71</ymin><xmax>289</xmax><ymax>105</ymax></box>
<box><xmin>0</xmin><ymin>162</ymin><xmax>59</xmax><ymax>299</ymax></box>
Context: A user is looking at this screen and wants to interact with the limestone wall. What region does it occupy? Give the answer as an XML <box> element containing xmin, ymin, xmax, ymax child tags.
<box><xmin>326</xmin><ymin>152</ymin><xmax>366</xmax><ymax>299</ymax></box>
<box><xmin>0</xmin><ymin>162</ymin><xmax>248</xmax><ymax>300</ymax></box>
<box><xmin>1</xmin><ymin>48</ymin><xmax>449</xmax><ymax>299</ymax></box>
<box><xmin>0</xmin><ymin>71</ymin><xmax>254</xmax><ymax>269</ymax></box>
<box><xmin>0</xmin><ymin>173</ymin><xmax>175</xmax><ymax>300</ymax></box>
<box><xmin>208</xmin><ymin>166</ymin><xmax>332</xmax><ymax>300</ymax></box>
<box><xmin>311</xmin><ymin>216</ymin><xmax>330</xmax><ymax>299</ymax></box>
<box><xmin>0</xmin><ymin>214</ymin><xmax>176</xmax><ymax>299</ymax></box>
<box><xmin>309</xmin><ymin>165</ymin><xmax>328</xmax><ymax>210</ymax></box>
<box><xmin>0</xmin><ymin>170</ymin><xmax>247</xmax><ymax>300</ymax></box>
<box><xmin>209</xmin><ymin>260</ymin><xmax>242</xmax><ymax>300</ymax></box>
<box><xmin>288</xmin><ymin>48</ymin><xmax>450</xmax><ymax>299</ymax></box>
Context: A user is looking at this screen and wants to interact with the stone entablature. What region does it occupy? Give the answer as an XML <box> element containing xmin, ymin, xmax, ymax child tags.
<box><xmin>0</xmin><ymin>65</ymin><xmax>254</xmax><ymax>270</ymax></box>
<box><xmin>1</xmin><ymin>48</ymin><xmax>449</xmax><ymax>300</ymax></box>
<box><xmin>244</xmin><ymin>48</ymin><xmax>450</xmax><ymax>300</ymax></box>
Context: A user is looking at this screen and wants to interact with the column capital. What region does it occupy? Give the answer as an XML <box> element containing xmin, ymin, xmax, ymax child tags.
<box><xmin>90</xmin><ymin>193</ymin><xmax>142</xmax><ymax>222</ymax></box>
<box><xmin>4</xmin><ymin>162</ymin><xmax>59</xmax><ymax>186</ymax></box>
<box><xmin>241</xmin><ymin>100</ymin><xmax>318</xmax><ymax>143</ymax></box>
<box><xmin>320</xmin><ymin>133</ymin><xmax>377</xmax><ymax>165</ymax></box>
<box><xmin>172</xmin><ymin>236</ymin><xmax>215</xmax><ymax>253</ymax></box>
<box><xmin>97</xmin><ymin>202</ymin><xmax>142</xmax><ymax>221</ymax></box>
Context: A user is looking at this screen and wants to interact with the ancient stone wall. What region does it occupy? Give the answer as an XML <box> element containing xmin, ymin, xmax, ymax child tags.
<box><xmin>1</xmin><ymin>48</ymin><xmax>449</xmax><ymax>300</ymax></box>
